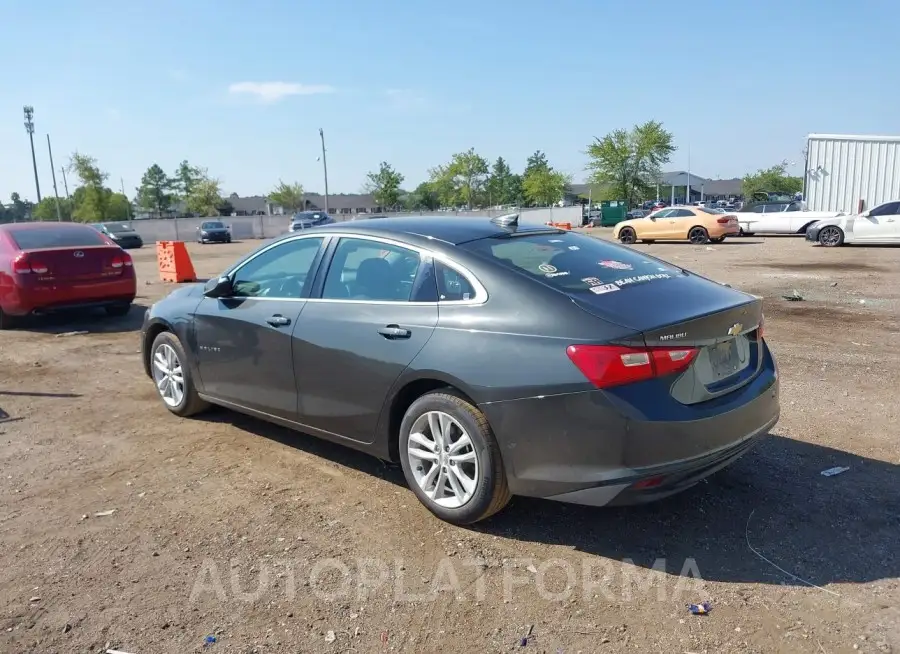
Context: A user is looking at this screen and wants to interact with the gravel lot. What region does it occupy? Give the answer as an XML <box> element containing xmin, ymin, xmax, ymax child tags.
<box><xmin>1</xmin><ymin>231</ymin><xmax>899</xmax><ymax>653</ymax></box>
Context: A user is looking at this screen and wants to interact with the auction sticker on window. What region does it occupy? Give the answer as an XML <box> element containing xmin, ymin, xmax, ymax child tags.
<box><xmin>598</xmin><ymin>260</ymin><xmax>633</xmax><ymax>270</ymax></box>
<box><xmin>589</xmin><ymin>283</ymin><xmax>620</xmax><ymax>295</ymax></box>
<box><xmin>614</xmin><ymin>272</ymin><xmax>672</xmax><ymax>287</ymax></box>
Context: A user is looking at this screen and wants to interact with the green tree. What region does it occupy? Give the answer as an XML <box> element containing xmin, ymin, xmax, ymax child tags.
<box><xmin>485</xmin><ymin>157</ymin><xmax>521</xmax><ymax>206</ymax></box>
<box><xmin>585</xmin><ymin>120</ymin><xmax>676</xmax><ymax>208</ymax></box>
<box><xmin>106</xmin><ymin>193</ymin><xmax>132</xmax><ymax>221</ymax></box>
<box><xmin>444</xmin><ymin>148</ymin><xmax>489</xmax><ymax>209</ymax></box>
<box><xmin>136</xmin><ymin>164</ymin><xmax>175</xmax><ymax>216</ymax></box>
<box><xmin>32</xmin><ymin>197</ymin><xmax>73</xmax><ymax>221</ymax></box>
<box><xmin>7</xmin><ymin>192</ymin><xmax>31</xmax><ymax>222</ymax></box>
<box><xmin>365</xmin><ymin>162</ymin><xmax>405</xmax><ymax>210</ymax></box>
<box><xmin>524</xmin><ymin>150</ymin><xmax>550</xmax><ymax>177</ymax></box>
<box><xmin>186</xmin><ymin>175</ymin><xmax>224</xmax><ymax>217</ymax></box>
<box><xmin>173</xmin><ymin>160</ymin><xmax>203</xmax><ymax>198</ymax></box>
<box><xmin>68</xmin><ymin>153</ymin><xmax>112</xmax><ymax>222</ymax></box>
<box><xmin>742</xmin><ymin>164</ymin><xmax>803</xmax><ymax>200</ymax></box>
<box><xmin>522</xmin><ymin>168</ymin><xmax>572</xmax><ymax>206</ymax></box>
<box><xmin>268</xmin><ymin>180</ymin><xmax>305</xmax><ymax>212</ymax></box>
<box><xmin>405</xmin><ymin>181</ymin><xmax>440</xmax><ymax>210</ymax></box>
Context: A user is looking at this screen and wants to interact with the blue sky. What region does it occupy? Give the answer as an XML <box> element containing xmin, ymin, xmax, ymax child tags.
<box><xmin>1</xmin><ymin>0</ymin><xmax>897</xmax><ymax>203</ymax></box>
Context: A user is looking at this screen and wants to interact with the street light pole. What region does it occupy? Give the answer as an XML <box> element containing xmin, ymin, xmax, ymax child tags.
<box><xmin>60</xmin><ymin>166</ymin><xmax>70</xmax><ymax>199</ymax></box>
<box><xmin>319</xmin><ymin>128</ymin><xmax>330</xmax><ymax>213</ymax></box>
<box><xmin>23</xmin><ymin>106</ymin><xmax>42</xmax><ymax>203</ymax></box>
<box><xmin>46</xmin><ymin>134</ymin><xmax>62</xmax><ymax>221</ymax></box>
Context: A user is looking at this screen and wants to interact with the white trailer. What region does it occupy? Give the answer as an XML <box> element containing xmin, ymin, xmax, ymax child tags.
<box><xmin>805</xmin><ymin>133</ymin><xmax>900</xmax><ymax>213</ymax></box>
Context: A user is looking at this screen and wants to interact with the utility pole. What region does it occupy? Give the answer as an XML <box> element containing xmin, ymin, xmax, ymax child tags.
<box><xmin>60</xmin><ymin>166</ymin><xmax>70</xmax><ymax>199</ymax></box>
<box><xmin>319</xmin><ymin>128</ymin><xmax>330</xmax><ymax>213</ymax></box>
<box><xmin>121</xmin><ymin>177</ymin><xmax>131</xmax><ymax>220</ymax></box>
<box><xmin>686</xmin><ymin>143</ymin><xmax>691</xmax><ymax>205</ymax></box>
<box><xmin>23</xmin><ymin>106</ymin><xmax>42</xmax><ymax>203</ymax></box>
<box><xmin>46</xmin><ymin>134</ymin><xmax>62</xmax><ymax>221</ymax></box>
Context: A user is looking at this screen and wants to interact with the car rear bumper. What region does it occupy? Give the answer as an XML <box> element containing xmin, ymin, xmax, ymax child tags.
<box><xmin>480</xmin><ymin>343</ymin><xmax>779</xmax><ymax>505</ymax></box>
<box><xmin>4</xmin><ymin>278</ymin><xmax>137</xmax><ymax>316</ymax></box>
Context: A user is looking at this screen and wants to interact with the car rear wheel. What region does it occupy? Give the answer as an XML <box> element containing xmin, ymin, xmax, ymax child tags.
<box><xmin>150</xmin><ymin>332</ymin><xmax>210</xmax><ymax>417</ymax></box>
<box><xmin>399</xmin><ymin>391</ymin><xmax>510</xmax><ymax>525</ymax></box>
<box><xmin>0</xmin><ymin>307</ymin><xmax>20</xmax><ymax>330</ymax></box>
<box><xmin>688</xmin><ymin>226</ymin><xmax>710</xmax><ymax>244</ymax></box>
<box><xmin>818</xmin><ymin>225</ymin><xmax>844</xmax><ymax>247</ymax></box>
<box><xmin>105</xmin><ymin>302</ymin><xmax>131</xmax><ymax>317</ymax></box>
<box><xmin>618</xmin><ymin>227</ymin><xmax>637</xmax><ymax>244</ymax></box>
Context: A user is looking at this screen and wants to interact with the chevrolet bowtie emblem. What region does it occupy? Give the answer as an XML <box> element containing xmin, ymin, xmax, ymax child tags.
<box><xmin>727</xmin><ymin>323</ymin><xmax>743</xmax><ymax>336</ymax></box>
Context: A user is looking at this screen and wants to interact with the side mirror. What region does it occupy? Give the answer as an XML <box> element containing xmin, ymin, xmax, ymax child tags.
<box><xmin>862</xmin><ymin>210</ymin><xmax>871</xmax><ymax>218</ymax></box>
<box><xmin>203</xmin><ymin>275</ymin><xmax>233</xmax><ymax>298</ymax></box>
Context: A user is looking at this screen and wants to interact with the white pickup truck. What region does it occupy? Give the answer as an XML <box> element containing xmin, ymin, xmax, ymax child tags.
<box><xmin>735</xmin><ymin>200</ymin><xmax>844</xmax><ymax>236</ymax></box>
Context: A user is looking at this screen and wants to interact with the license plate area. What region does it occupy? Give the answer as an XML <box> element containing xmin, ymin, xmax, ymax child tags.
<box><xmin>708</xmin><ymin>339</ymin><xmax>742</xmax><ymax>381</ymax></box>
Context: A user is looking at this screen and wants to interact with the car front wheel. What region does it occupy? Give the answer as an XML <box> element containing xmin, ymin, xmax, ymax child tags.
<box><xmin>150</xmin><ymin>332</ymin><xmax>210</xmax><ymax>417</ymax></box>
<box><xmin>399</xmin><ymin>391</ymin><xmax>510</xmax><ymax>525</ymax></box>
<box><xmin>818</xmin><ymin>225</ymin><xmax>844</xmax><ymax>247</ymax></box>
<box><xmin>618</xmin><ymin>227</ymin><xmax>637</xmax><ymax>244</ymax></box>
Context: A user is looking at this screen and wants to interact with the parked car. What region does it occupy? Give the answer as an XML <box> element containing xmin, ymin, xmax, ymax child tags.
<box><xmin>197</xmin><ymin>220</ymin><xmax>232</xmax><ymax>244</ymax></box>
<box><xmin>614</xmin><ymin>205</ymin><xmax>740</xmax><ymax>244</ymax></box>
<box><xmin>0</xmin><ymin>222</ymin><xmax>136</xmax><ymax>329</ymax></box>
<box><xmin>626</xmin><ymin>209</ymin><xmax>648</xmax><ymax>220</ymax></box>
<box><xmin>289</xmin><ymin>211</ymin><xmax>334</xmax><ymax>232</ymax></box>
<box><xmin>90</xmin><ymin>222</ymin><xmax>143</xmax><ymax>249</ymax></box>
<box><xmin>140</xmin><ymin>214</ymin><xmax>778</xmax><ymax>525</ymax></box>
<box><xmin>806</xmin><ymin>200</ymin><xmax>900</xmax><ymax>246</ymax></box>
<box><xmin>733</xmin><ymin>200</ymin><xmax>842</xmax><ymax>236</ymax></box>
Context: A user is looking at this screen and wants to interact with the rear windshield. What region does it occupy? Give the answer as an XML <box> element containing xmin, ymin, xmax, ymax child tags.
<box><xmin>10</xmin><ymin>226</ymin><xmax>108</xmax><ymax>250</ymax></box>
<box><xmin>460</xmin><ymin>232</ymin><xmax>681</xmax><ymax>295</ymax></box>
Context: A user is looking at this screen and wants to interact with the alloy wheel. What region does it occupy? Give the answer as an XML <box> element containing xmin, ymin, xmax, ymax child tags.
<box><xmin>152</xmin><ymin>343</ymin><xmax>185</xmax><ymax>407</ymax></box>
<box><xmin>820</xmin><ymin>226</ymin><xmax>841</xmax><ymax>247</ymax></box>
<box><xmin>689</xmin><ymin>227</ymin><xmax>708</xmax><ymax>244</ymax></box>
<box><xmin>406</xmin><ymin>410</ymin><xmax>479</xmax><ymax>509</ymax></box>
<box><xmin>619</xmin><ymin>228</ymin><xmax>636</xmax><ymax>244</ymax></box>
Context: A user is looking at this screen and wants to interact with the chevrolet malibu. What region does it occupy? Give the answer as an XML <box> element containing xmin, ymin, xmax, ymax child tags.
<box><xmin>140</xmin><ymin>215</ymin><xmax>779</xmax><ymax>525</ymax></box>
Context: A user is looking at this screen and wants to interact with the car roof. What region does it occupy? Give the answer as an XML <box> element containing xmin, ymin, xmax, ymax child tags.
<box><xmin>305</xmin><ymin>215</ymin><xmax>561</xmax><ymax>246</ymax></box>
<box><xmin>0</xmin><ymin>221</ymin><xmax>95</xmax><ymax>232</ymax></box>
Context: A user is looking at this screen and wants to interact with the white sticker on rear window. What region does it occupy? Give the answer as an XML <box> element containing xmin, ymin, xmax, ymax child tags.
<box><xmin>615</xmin><ymin>273</ymin><xmax>672</xmax><ymax>287</ymax></box>
<box><xmin>538</xmin><ymin>263</ymin><xmax>557</xmax><ymax>273</ymax></box>
<box><xmin>568</xmin><ymin>245</ymin><xmax>580</xmax><ymax>251</ymax></box>
<box><xmin>548</xmin><ymin>239</ymin><xmax>563</xmax><ymax>243</ymax></box>
<box><xmin>599</xmin><ymin>260</ymin><xmax>633</xmax><ymax>270</ymax></box>
<box><xmin>589</xmin><ymin>283</ymin><xmax>620</xmax><ymax>295</ymax></box>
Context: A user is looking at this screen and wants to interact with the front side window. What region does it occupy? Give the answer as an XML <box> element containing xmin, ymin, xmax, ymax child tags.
<box><xmin>870</xmin><ymin>201</ymin><xmax>900</xmax><ymax>217</ymax></box>
<box><xmin>322</xmin><ymin>237</ymin><xmax>421</xmax><ymax>301</ymax></box>
<box><xmin>230</xmin><ymin>237</ymin><xmax>324</xmax><ymax>298</ymax></box>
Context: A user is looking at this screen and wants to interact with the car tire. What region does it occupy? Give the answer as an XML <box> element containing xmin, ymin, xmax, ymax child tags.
<box><xmin>105</xmin><ymin>302</ymin><xmax>132</xmax><ymax>317</ymax></box>
<box><xmin>688</xmin><ymin>226</ymin><xmax>710</xmax><ymax>244</ymax></box>
<box><xmin>618</xmin><ymin>227</ymin><xmax>637</xmax><ymax>244</ymax></box>
<box><xmin>399</xmin><ymin>391</ymin><xmax>511</xmax><ymax>525</ymax></box>
<box><xmin>818</xmin><ymin>225</ymin><xmax>844</xmax><ymax>247</ymax></box>
<box><xmin>149</xmin><ymin>331</ymin><xmax>210</xmax><ymax>417</ymax></box>
<box><xmin>0</xmin><ymin>307</ymin><xmax>20</xmax><ymax>330</ymax></box>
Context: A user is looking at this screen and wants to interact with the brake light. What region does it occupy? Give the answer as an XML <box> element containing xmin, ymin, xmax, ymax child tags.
<box><xmin>717</xmin><ymin>217</ymin><xmax>731</xmax><ymax>224</ymax></box>
<box><xmin>109</xmin><ymin>253</ymin><xmax>133</xmax><ymax>269</ymax></box>
<box><xmin>566</xmin><ymin>344</ymin><xmax>698</xmax><ymax>389</ymax></box>
<box><xmin>12</xmin><ymin>254</ymin><xmax>48</xmax><ymax>274</ymax></box>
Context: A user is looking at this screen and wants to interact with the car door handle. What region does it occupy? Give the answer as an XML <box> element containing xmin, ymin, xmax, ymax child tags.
<box><xmin>266</xmin><ymin>314</ymin><xmax>291</xmax><ymax>327</ymax></box>
<box><xmin>378</xmin><ymin>325</ymin><xmax>411</xmax><ymax>339</ymax></box>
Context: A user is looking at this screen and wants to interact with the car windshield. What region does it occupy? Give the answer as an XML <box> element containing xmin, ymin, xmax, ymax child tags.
<box><xmin>293</xmin><ymin>212</ymin><xmax>326</xmax><ymax>223</ymax></box>
<box><xmin>202</xmin><ymin>221</ymin><xmax>224</xmax><ymax>229</ymax></box>
<box><xmin>461</xmin><ymin>232</ymin><xmax>681</xmax><ymax>293</ymax></box>
<box><xmin>10</xmin><ymin>226</ymin><xmax>108</xmax><ymax>250</ymax></box>
<box><xmin>104</xmin><ymin>223</ymin><xmax>134</xmax><ymax>233</ymax></box>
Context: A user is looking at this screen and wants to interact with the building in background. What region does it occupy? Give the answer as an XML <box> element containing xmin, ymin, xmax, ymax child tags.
<box><xmin>805</xmin><ymin>133</ymin><xmax>900</xmax><ymax>213</ymax></box>
<box><xmin>567</xmin><ymin>173</ymin><xmax>742</xmax><ymax>206</ymax></box>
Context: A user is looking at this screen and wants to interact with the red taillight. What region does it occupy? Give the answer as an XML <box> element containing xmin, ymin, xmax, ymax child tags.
<box><xmin>12</xmin><ymin>254</ymin><xmax>48</xmax><ymax>274</ymax></box>
<box><xmin>566</xmin><ymin>344</ymin><xmax>698</xmax><ymax>389</ymax></box>
<box><xmin>717</xmin><ymin>217</ymin><xmax>730</xmax><ymax>224</ymax></box>
<box><xmin>109</xmin><ymin>252</ymin><xmax>133</xmax><ymax>269</ymax></box>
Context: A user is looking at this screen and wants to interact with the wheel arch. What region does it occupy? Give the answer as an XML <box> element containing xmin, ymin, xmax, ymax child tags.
<box><xmin>687</xmin><ymin>224</ymin><xmax>709</xmax><ymax>238</ymax></box>
<box><xmin>378</xmin><ymin>372</ymin><xmax>482</xmax><ymax>463</ymax></box>
<box><xmin>142</xmin><ymin>317</ymin><xmax>178</xmax><ymax>378</ymax></box>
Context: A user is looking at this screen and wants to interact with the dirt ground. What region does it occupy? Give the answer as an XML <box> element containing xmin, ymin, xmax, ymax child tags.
<box><xmin>2</xmin><ymin>231</ymin><xmax>899</xmax><ymax>654</ymax></box>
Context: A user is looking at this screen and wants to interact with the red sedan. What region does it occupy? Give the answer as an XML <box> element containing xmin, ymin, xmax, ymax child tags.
<box><xmin>0</xmin><ymin>222</ymin><xmax>137</xmax><ymax>329</ymax></box>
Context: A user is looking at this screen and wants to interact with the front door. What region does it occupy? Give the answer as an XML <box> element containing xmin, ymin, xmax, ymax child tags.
<box><xmin>193</xmin><ymin>235</ymin><xmax>326</xmax><ymax>419</ymax></box>
<box><xmin>292</xmin><ymin>236</ymin><xmax>438</xmax><ymax>444</ymax></box>
<box><xmin>854</xmin><ymin>201</ymin><xmax>900</xmax><ymax>242</ymax></box>
<box><xmin>641</xmin><ymin>209</ymin><xmax>672</xmax><ymax>239</ymax></box>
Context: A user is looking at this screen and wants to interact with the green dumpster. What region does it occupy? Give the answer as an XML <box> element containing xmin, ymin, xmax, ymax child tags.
<box><xmin>600</xmin><ymin>201</ymin><xmax>628</xmax><ymax>227</ymax></box>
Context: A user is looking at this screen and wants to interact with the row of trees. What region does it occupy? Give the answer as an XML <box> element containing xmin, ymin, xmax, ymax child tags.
<box><xmin>134</xmin><ymin>160</ymin><xmax>230</xmax><ymax>217</ymax></box>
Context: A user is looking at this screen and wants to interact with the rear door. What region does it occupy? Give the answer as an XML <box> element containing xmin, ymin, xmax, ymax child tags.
<box><xmin>193</xmin><ymin>234</ymin><xmax>327</xmax><ymax>418</ymax></box>
<box><xmin>291</xmin><ymin>235</ymin><xmax>438</xmax><ymax>444</ymax></box>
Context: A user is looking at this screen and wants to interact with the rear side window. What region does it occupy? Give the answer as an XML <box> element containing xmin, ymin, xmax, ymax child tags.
<box><xmin>10</xmin><ymin>227</ymin><xmax>108</xmax><ymax>250</ymax></box>
<box><xmin>460</xmin><ymin>233</ymin><xmax>680</xmax><ymax>295</ymax></box>
<box><xmin>436</xmin><ymin>261</ymin><xmax>476</xmax><ymax>301</ymax></box>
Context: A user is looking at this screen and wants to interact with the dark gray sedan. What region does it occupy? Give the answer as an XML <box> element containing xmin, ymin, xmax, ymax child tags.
<box><xmin>197</xmin><ymin>220</ymin><xmax>232</xmax><ymax>244</ymax></box>
<box><xmin>140</xmin><ymin>215</ymin><xmax>779</xmax><ymax>525</ymax></box>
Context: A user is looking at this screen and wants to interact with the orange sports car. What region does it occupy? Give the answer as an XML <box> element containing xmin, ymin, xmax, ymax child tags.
<box><xmin>613</xmin><ymin>205</ymin><xmax>740</xmax><ymax>244</ymax></box>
